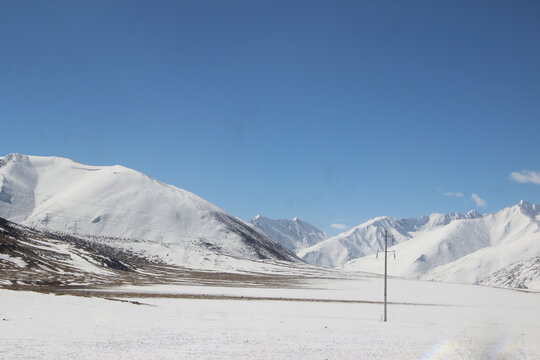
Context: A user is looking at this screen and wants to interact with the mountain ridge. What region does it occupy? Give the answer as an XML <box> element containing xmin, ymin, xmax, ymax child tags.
<box><xmin>339</xmin><ymin>201</ymin><xmax>540</xmax><ymax>289</ymax></box>
<box><xmin>250</xmin><ymin>215</ymin><xmax>328</xmax><ymax>253</ymax></box>
<box><xmin>298</xmin><ymin>201</ymin><xmax>540</xmax><ymax>289</ymax></box>
<box><xmin>0</xmin><ymin>153</ymin><xmax>300</xmax><ymax>270</ymax></box>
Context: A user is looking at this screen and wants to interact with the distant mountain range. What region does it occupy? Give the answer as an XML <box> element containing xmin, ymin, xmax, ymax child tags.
<box><xmin>298</xmin><ymin>210</ymin><xmax>482</xmax><ymax>267</ymax></box>
<box><xmin>250</xmin><ymin>215</ymin><xmax>328</xmax><ymax>253</ymax></box>
<box><xmin>300</xmin><ymin>201</ymin><xmax>540</xmax><ymax>290</ymax></box>
<box><xmin>0</xmin><ymin>153</ymin><xmax>299</xmax><ymax>270</ymax></box>
<box><xmin>1</xmin><ymin>153</ymin><xmax>538</xmax><ymax>290</ymax></box>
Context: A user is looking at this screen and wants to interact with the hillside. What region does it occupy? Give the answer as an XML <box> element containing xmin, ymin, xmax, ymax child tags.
<box><xmin>342</xmin><ymin>201</ymin><xmax>540</xmax><ymax>290</ymax></box>
<box><xmin>298</xmin><ymin>210</ymin><xmax>481</xmax><ymax>268</ymax></box>
<box><xmin>0</xmin><ymin>154</ymin><xmax>299</xmax><ymax>270</ymax></box>
<box><xmin>250</xmin><ymin>215</ymin><xmax>327</xmax><ymax>253</ymax></box>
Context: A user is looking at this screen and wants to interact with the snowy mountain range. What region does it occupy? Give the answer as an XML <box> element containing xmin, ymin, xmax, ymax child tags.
<box><xmin>250</xmin><ymin>215</ymin><xmax>328</xmax><ymax>253</ymax></box>
<box><xmin>0</xmin><ymin>154</ymin><xmax>299</xmax><ymax>270</ymax></box>
<box><xmin>1</xmin><ymin>153</ymin><xmax>538</xmax><ymax>290</ymax></box>
<box><xmin>300</xmin><ymin>201</ymin><xmax>540</xmax><ymax>289</ymax></box>
<box><xmin>298</xmin><ymin>210</ymin><xmax>482</xmax><ymax>267</ymax></box>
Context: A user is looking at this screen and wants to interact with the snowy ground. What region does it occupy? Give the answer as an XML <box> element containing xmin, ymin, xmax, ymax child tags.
<box><xmin>1</xmin><ymin>274</ymin><xmax>539</xmax><ymax>359</ymax></box>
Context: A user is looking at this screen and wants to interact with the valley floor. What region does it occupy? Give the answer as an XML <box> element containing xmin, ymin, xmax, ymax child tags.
<box><xmin>1</xmin><ymin>272</ymin><xmax>539</xmax><ymax>359</ymax></box>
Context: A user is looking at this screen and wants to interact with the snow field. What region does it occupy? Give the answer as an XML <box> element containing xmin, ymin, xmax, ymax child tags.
<box><xmin>1</xmin><ymin>276</ymin><xmax>538</xmax><ymax>359</ymax></box>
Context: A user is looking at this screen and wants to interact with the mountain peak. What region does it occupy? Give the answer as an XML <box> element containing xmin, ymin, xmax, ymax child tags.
<box><xmin>519</xmin><ymin>199</ymin><xmax>530</xmax><ymax>207</ymax></box>
<box><xmin>4</xmin><ymin>152</ymin><xmax>25</xmax><ymax>159</ymax></box>
<box><xmin>250</xmin><ymin>215</ymin><xmax>327</xmax><ymax>252</ymax></box>
<box><xmin>1</xmin><ymin>153</ymin><xmax>27</xmax><ymax>165</ymax></box>
<box><xmin>516</xmin><ymin>199</ymin><xmax>539</xmax><ymax>217</ymax></box>
<box><xmin>466</xmin><ymin>209</ymin><xmax>482</xmax><ymax>218</ymax></box>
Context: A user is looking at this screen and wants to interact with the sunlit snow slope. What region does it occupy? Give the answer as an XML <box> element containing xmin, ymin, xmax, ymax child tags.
<box><xmin>297</xmin><ymin>202</ymin><xmax>540</xmax><ymax>289</ymax></box>
<box><xmin>298</xmin><ymin>211</ymin><xmax>481</xmax><ymax>268</ymax></box>
<box><xmin>0</xmin><ymin>154</ymin><xmax>299</xmax><ymax>269</ymax></box>
<box><xmin>342</xmin><ymin>201</ymin><xmax>540</xmax><ymax>289</ymax></box>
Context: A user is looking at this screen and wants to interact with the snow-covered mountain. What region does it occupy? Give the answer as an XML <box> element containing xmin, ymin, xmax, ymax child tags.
<box><xmin>337</xmin><ymin>201</ymin><xmax>540</xmax><ymax>289</ymax></box>
<box><xmin>0</xmin><ymin>154</ymin><xmax>299</xmax><ymax>269</ymax></box>
<box><xmin>478</xmin><ymin>256</ymin><xmax>540</xmax><ymax>290</ymax></box>
<box><xmin>298</xmin><ymin>210</ymin><xmax>482</xmax><ymax>268</ymax></box>
<box><xmin>298</xmin><ymin>202</ymin><xmax>540</xmax><ymax>289</ymax></box>
<box><xmin>250</xmin><ymin>215</ymin><xmax>327</xmax><ymax>253</ymax></box>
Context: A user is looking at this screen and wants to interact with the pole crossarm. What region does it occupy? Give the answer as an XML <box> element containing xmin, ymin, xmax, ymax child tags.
<box><xmin>376</xmin><ymin>249</ymin><xmax>396</xmax><ymax>259</ymax></box>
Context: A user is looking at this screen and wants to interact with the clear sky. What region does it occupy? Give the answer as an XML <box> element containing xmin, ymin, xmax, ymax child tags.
<box><xmin>1</xmin><ymin>1</ymin><xmax>539</xmax><ymax>235</ymax></box>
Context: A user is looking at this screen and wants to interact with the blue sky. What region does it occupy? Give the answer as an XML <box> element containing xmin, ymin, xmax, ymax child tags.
<box><xmin>1</xmin><ymin>1</ymin><xmax>539</xmax><ymax>235</ymax></box>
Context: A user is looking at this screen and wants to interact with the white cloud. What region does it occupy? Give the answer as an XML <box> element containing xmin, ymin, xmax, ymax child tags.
<box><xmin>443</xmin><ymin>191</ymin><xmax>464</xmax><ymax>198</ymax></box>
<box><xmin>471</xmin><ymin>193</ymin><xmax>486</xmax><ymax>207</ymax></box>
<box><xmin>509</xmin><ymin>170</ymin><xmax>540</xmax><ymax>185</ymax></box>
<box><xmin>330</xmin><ymin>223</ymin><xmax>347</xmax><ymax>230</ymax></box>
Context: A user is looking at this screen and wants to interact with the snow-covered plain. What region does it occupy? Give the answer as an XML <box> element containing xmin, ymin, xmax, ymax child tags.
<box><xmin>1</xmin><ymin>274</ymin><xmax>538</xmax><ymax>359</ymax></box>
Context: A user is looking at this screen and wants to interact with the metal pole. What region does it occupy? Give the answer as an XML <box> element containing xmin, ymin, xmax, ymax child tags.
<box><xmin>384</xmin><ymin>228</ymin><xmax>388</xmax><ymax>322</ymax></box>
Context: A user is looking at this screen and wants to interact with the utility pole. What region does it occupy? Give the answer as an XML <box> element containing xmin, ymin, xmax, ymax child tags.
<box><xmin>384</xmin><ymin>228</ymin><xmax>388</xmax><ymax>322</ymax></box>
<box><xmin>376</xmin><ymin>229</ymin><xmax>395</xmax><ymax>322</ymax></box>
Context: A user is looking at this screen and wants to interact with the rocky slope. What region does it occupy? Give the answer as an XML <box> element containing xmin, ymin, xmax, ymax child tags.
<box><xmin>250</xmin><ymin>215</ymin><xmax>327</xmax><ymax>253</ymax></box>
